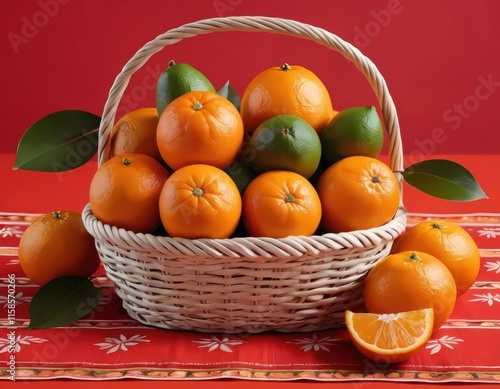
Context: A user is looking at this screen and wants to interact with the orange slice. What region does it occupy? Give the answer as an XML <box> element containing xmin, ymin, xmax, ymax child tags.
<box><xmin>345</xmin><ymin>308</ymin><xmax>434</xmax><ymax>363</ymax></box>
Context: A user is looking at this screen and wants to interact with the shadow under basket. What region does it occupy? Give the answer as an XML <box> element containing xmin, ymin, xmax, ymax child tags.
<box><xmin>82</xmin><ymin>16</ymin><xmax>407</xmax><ymax>334</ymax></box>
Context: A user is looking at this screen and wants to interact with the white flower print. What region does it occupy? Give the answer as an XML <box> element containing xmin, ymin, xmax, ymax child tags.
<box><xmin>477</xmin><ymin>227</ymin><xmax>500</xmax><ymax>239</ymax></box>
<box><xmin>0</xmin><ymin>335</ymin><xmax>48</xmax><ymax>353</ymax></box>
<box><xmin>484</xmin><ymin>261</ymin><xmax>500</xmax><ymax>274</ymax></box>
<box><xmin>193</xmin><ymin>335</ymin><xmax>246</xmax><ymax>352</ymax></box>
<box><xmin>0</xmin><ymin>291</ymin><xmax>30</xmax><ymax>308</ymax></box>
<box><xmin>0</xmin><ymin>226</ymin><xmax>23</xmax><ymax>238</ymax></box>
<box><xmin>0</xmin><ymin>227</ymin><xmax>9</xmax><ymax>238</ymax></box>
<box><xmin>95</xmin><ymin>334</ymin><xmax>150</xmax><ymax>354</ymax></box>
<box><xmin>426</xmin><ymin>335</ymin><xmax>464</xmax><ymax>355</ymax></box>
<box><xmin>287</xmin><ymin>333</ymin><xmax>341</xmax><ymax>352</ymax></box>
<box><xmin>469</xmin><ymin>293</ymin><xmax>500</xmax><ymax>306</ymax></box>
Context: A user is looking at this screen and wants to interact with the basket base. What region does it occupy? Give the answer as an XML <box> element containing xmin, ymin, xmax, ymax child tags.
<box><xmin>119</xmin><ymin>295</ymin><xmax>364</xmax><ymax>334</ymax></box>
<box><xmin>85</xmin><ymin>202</ymin><xmax>404</xmax><ymax>334</ymax></box>
<box><xmin>102</xmin><ymin>266</ymin><xmax>374</xmax><ymax>333</ymax></box>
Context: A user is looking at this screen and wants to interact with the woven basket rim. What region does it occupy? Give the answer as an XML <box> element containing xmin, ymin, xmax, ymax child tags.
<box><xmin>80</xmin><ymin>16</ymin><xmax>411</xmax><ymax>333</ymax></box>
<box><xmin>85</xmin><ymin>15</ymin><xmax>408</xmax><ymax>258</ymax></box>
<box><xmin>83</xmin><ymin>203</ymin><xmax>407</xmax><ymax>259</ymax></box>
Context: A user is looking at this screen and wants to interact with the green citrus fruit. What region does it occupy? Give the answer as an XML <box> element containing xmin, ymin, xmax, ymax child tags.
<box><xmin>225</xmin><ymin>161</ymin><xmax>257</xmax><ymax>195</ymax></box>
<box><xmin>320</xmin><ymin>106</ymin><xmax>384</xmax><ymax>165</ymax></box>
<box><xmin>156</xmin><ymin>60</ymin><xmax>216</xmax><ymax>115</ymax></box>
<box><xmin>247</xmin><ymin>114</ymin><xmax>321</xmax><ymax>179</ymax></box>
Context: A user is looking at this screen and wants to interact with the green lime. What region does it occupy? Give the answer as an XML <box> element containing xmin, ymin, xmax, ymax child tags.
<box><xmin>320</xmin><ymin>106</ymin><xmax>384</xmax><ymax>165</ymax></box>
<box><xmin>247</xmin><ymin>114</ymin><xmax>321</xmax><ymax>179</ymax></box>
<box><xmin>225</xmin><ymin>161</ymin><xmax>257</xmax><ymax>195</ymax></box>
<box><xmin>156</xmin><ymin>60</ymin><xmax>216</xmax><ymax>115</ymax></box>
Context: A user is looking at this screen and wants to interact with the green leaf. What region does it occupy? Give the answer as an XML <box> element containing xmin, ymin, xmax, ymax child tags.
<box><xmin>218</xmin><ymin>81</ymin><xmax>241</xmax><ymax>111</ymax></box>
<box><xmin>14</xmin><ymin>110</ymin><xmax>101</xmax><ymax>172</ymax></box>
<box><xmin>28</xmin><ymin>276</ymin><xmax>102</xmax><ymax>330</ymax></box>
<box><xmin>402</xmin><ymin>159</ymin><xmax>488</xmax><ymax>201</ymax></box>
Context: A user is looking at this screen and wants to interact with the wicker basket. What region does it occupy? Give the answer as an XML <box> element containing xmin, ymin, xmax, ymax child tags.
<box><xmin>82</xmin><ymin>16</ymin><xmax>407</xmax><ymax>334</ymax></box>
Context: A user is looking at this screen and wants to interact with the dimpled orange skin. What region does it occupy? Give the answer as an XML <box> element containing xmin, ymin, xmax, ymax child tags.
<box><xmin>242</xmin><ymin>170</ymin><xmax>322</xmax><ymax>238</ymax></box>
<box><xmin>393</xmin><ymin>221</ymin><xmax>480</xmax><ymax>296</ymax></box>
<box><xmin>159</xmin><ymin>164</ymin><xmax>242</xmax><ymax>239</ymax></box>
<box><xmin>364</xmin><ymin>251</ymin><xmax>457</xmax><ymax>331</ymax></box>
<box><xmin>18</xmin><ymin>211</ymin><xmax>101</xmax><ymax>286</ymax></box>
<box><xmin>156</xmin><ymin>91</ymin><xmax>244</xmax><ymax>170</ymax></box>
<box><xmin>240</xmin><ymin>64</ymin><xmax>335</xmax><ymax>134</ymax></box>
<box><xmin>108</xmin><ymin>107</ymin><xmax>162</xmax><ymax>163</ymax></box>
<box><xmin>316</xmin><ymin>156</ymin><xmax>400</xmax><ymax>233</ymax></box>
<box><xmin>89</xmin><ymin>153</ymin><xmax>170</xmax><ymax>233</ymax></box>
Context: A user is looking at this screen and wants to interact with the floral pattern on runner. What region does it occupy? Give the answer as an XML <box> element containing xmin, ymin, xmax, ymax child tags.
<box><xmin>426</xmin><ymin>335</ymin><xmax>464</xmax><ymax>355</ymax></box>
<box><xmin>95</xmin><ymin>334</ymin><xmax>150</xmax><ymax>354</ymax></box>
<box><xmin>477</xmin><ymin>228</ymin><xmax>500</xmax><ymax>238</ymax></box>
<box><xmin>469</xmin><ymin>293</ymin><xmax>500</xmax><ymax>306</ymax></box>
<box><xmin>0</xmin><ymin>292</ymin><xmax>29</xmax><ymax>308</ymax></box>
<box><xmin>0</xmin><ymin>212</ymin><xmax>499</xmax><ymax>383</ymax></box>
<box><xmin>0</xmin><ymin>335</ymin><xmax>48</xmax><ymax>353</ymax></box>
<box><xmin>287</xmin><ymin>332</ymin><xmax>341</xmax><ymax>352</ymax></box>
<box><xmin>193</xmin><ymin>335</ymin><xmax>246</xmax><ymax>352</ymax></box>
<box><xmin>485</xmin><ymin>261</ymin><xmax>500</xmax><ymax>273</ymax></box>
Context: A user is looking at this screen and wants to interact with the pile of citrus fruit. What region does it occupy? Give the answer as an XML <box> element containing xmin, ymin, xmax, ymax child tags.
<box><xmin>17</xmin><ymin>60</ymin><xmax>481</xmax><ymax>365</ymax></box>
<box><xmin>88</xmin><ymin>60</ymin><xmax>400</xmax><ymax>240</ymax></box>
<box><xmin>346</xmin><ymin>220</ymin><xmax>480</xmax><ymax>363</ymax></box>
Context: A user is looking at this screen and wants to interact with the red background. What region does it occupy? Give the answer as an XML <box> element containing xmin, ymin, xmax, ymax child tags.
<box><xmin>2</xmin><ymin>0</ymin><xmax>499</xmax><ymax>159</ymax></box>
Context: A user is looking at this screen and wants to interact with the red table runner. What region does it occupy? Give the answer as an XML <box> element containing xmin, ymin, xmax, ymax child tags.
<box><xmin>1</xmin><ymin>211</ymin><xmax>499</xmax><ymax>383</ymax></box>
<box><xmin>0</xmin><ymin>152</ymin><xmax>498</xmax><ymax>384</ymax></box>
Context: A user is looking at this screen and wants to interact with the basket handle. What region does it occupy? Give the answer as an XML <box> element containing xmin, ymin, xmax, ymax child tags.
<box><xmin>97</xmin><ymin>16</ymin><xmax>404</xmax><ymax>175</ymax></box>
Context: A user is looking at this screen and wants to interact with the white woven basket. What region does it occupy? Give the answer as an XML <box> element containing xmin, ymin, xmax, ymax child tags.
<box><xmin>82</xmin><ymin>16</ymin><xmax>407</xmax><ymax>333</ymax></box>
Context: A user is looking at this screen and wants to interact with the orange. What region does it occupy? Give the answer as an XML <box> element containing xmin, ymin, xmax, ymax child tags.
<box><xmin>156</xmin><ymin>91</ymin><xmax>244</xmax><ymax>170</ymax></box>
<box><xmin>364</xmin><ymin>251</ymin><xmax>457</xmax><ymax>331</ymax></box>
<box><xmin>159</xmin><ymin>164</ymin><xmax>242</xmax><ymax>239</ymax></box>
<box><xmin>18</xmin><ymin>211</ymin><xmax>101</xmax><ymax>286</ymax></box>
<box><xmin>108</xmin><ymin>107</ymin><xmax>162</xmax><ymax>162</ymax></box>
<box><xmin>242</xmin><ymin>170</ymin><xmax>322</xmax><ymax>238</ymax></box>
<box><xmin>316</xmin><ymin>156</ymin><xmax>400</xmax><ymax>233</ymax></box>
<box><xmin>89</xmin><ymin>153</ymin><xmax>170</xmax><ymax>233</ymax></box>
<box><xmin>345</xmin><ymin>308</ymin><xmax>434</xmax><ymax>364</ymax></box>
<box><xmin>240</xmin><ymin>63</ymin><xmax>335</xmax><ymax>134</ymax></box>
<box><xmin>392</xmin><ymin>220</ymin><xmax>480</xmax><ymax>296</ymax></box>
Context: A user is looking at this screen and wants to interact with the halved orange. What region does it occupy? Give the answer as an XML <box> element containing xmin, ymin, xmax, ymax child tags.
<box><xmin>345</xmin><ymin>308</ymin><xmax>434</xmax><ymax>364</ymax></box>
